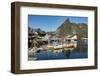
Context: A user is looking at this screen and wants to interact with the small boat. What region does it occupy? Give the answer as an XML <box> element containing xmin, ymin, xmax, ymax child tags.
<box><xmin>47</xmin><ymin>45</ymin><xmax>54</xmax><ymax>50</ymax></box>
<box><xmin>63</xmin><ymin>44</ymin><xmax>75</xmax><ymax>48</ymax></box>
<box><xmin>53</xmin><ymin>45</ymin><xmax>63</xmax><ymax>50</ymax></box>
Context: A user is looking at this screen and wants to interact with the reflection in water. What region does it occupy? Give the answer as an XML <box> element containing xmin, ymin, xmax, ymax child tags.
<box><xmin>28</xmin><ymin>39</ymin><xmax>88</xmax><ymax>61</ymax></box>
<box><xmin>63</xmin><ymin>50</ymin><xmax>71</xmax><ymax>59</ymax></box>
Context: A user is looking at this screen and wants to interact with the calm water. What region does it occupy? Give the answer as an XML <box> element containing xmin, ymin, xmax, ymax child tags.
<box><xmin>28</xmin><ymin>40</ymin><xmax>88</xmax><ymax>60</ymax></box>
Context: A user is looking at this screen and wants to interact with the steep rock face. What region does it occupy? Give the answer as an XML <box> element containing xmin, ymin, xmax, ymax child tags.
<box><xmin>56</xmin><ymin>19</ymin><xmax>88</xmax><ymax>39</ymax></box>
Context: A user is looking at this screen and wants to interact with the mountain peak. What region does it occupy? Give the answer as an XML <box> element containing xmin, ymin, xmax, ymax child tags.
<box><xmin>64</xmin><ymin>18</ymin><xmax>70</xmax><ymax>23</ymax></box>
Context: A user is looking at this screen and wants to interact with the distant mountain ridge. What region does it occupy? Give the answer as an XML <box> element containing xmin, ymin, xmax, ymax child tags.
<box><xmin>56</xmin><ymin>19</ymin><xmax>88</xmax><ymax>38</ymax></box>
